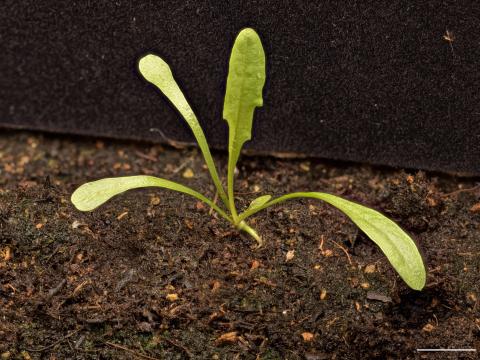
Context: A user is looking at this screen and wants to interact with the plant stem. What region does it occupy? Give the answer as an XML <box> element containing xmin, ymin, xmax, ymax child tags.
<box><xmin>237</xmin><ymin>221</ymin><xmax>262</xmax><ymax>246</ymax></box>
<box><xmin>227</xmin><ymin>157</ymin><xmax>239</xmax><ymax>224</ymax></box>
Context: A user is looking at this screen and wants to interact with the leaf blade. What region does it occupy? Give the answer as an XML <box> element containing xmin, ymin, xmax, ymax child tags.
<box><xmin>223</xmin><ymin>28</ymin><xmax>266</xmax><ymax>167</ymax></box>
<box><xmin>238</xmin><ymin>192</ymin><xmax>426</xmax><ymax>290</ymax></box>
<box><xmin>247</xmin><ymin>195</ymin><xmax>272</xmax><ymax>211</ymax></box>
<box><xmin>71</xmin><ymin>175</ymin><xmax>231</xmax><ymax>222</ymax></box>
<box><xmin>138</xmin><ymin>55</ymin><xmax>229</xmax><ymax>207</ymax></box>
<box><xmin>223</xmin><ymin>28</ymin><xmax>266</xmax><ymax>219</ymax></box>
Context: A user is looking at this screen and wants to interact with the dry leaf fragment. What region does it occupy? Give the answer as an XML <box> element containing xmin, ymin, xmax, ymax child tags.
<box><xmin>364</xmin><ymin>264</ymin><xmax>376</xmax><ymax>273</ymax></box>
<box><xmin>286</xmin><ymin>250</ymin><xmax>295</xmax><ymax>261</ymax></box>
<box><xmin>422</xmin><ymin>323</ymin><xmax>435</xmax><ymax>332</ymax></box>
<box><xmin>322</xmin><ymin>249</ymin><xmax>333</xmax><ymax>257</ymax></box>
<box><xmin>426</xmin><ymin>197</ymin><xmax>437</xmax><ymax>207</ymax></box>
<box><xmin>320</xmin><ymin>289</ymin><xmax>327</xmax><ymax>300</ymax></box>
<box><xmin>250</xmin><ymin>260</ymin><xmax>260</xmax><ymax>270</ymax></box>
<box><xmin>366</xmin><ymin>291</ymin><xmax>392</xmax><ymax>303</ymax></box>
<box><xmin>301</xmin><ymin>332</ymin><xmax>315</xmax><ymax>342</ymax></box>
<box><xmin>215</xmin><ymin>331</ymin><xmax>238</xmax><ymax>345</ymax></box>
<box><xmin>211</xmin><ymin>280</ymin><xmax>221</xmax><ymax>293</ymax></box>
<box><xmin>355</xmin><ymin>301</ymin><xmax>362</xmax><ymax>312</ymax></box>
<box><xmin>166</xmin><ymin>293</ymin><xmax>179</xmax><ymax>302</ymax></box>
<box><xmin>469</xmin><ymin>203</ymin><xmax>480</xmax><ymax>213</ymax></box>
<box><xmin>360</xmin><ymin>282</ymin><xmax>370</xmax><ymax>289</ymax></box>
<box><xmin>184</xmin><ymin>219</ymin><xmax>194</xmax><ymax>229</ymax></box>
<box><xmin>3</xmin><ymin>247</ymin><xmax>11</xmax><ymax>261</ymax></box>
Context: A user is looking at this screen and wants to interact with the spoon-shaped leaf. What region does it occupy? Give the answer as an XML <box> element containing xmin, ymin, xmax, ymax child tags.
<box><xmin>71</xmin><ymin>175</ymin><xmax>231</xmax><ymax>222</ymax></box>
<box><xmin>138</xmin><ymin>55</ymin><xmax>229</xmax><ymax>208</ymax></box>
<box><xmin>238</xmin><ymin>192</ymin><xmax>426</xmax><ymax>290</ymax></box>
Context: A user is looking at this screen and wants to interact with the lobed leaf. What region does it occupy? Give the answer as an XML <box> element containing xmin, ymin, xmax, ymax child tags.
<box><xmin>238</xmin><ymin>192</ymin><xmax>426</xmax><ymax>290</ymax></box>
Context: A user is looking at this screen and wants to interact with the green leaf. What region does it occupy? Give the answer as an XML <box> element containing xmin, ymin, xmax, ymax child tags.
<box><xmin>238</xmin><ymin>192</ymin><xmax>426</xmax><ymax>290</ymax></box>
<box><xmin>223</xmin><ymin>28</ymin><xmax>266</xmax><ymax>168</ymax></box>
<box><xmin>71</xmin><ymin>175</ymin><xmax>231</xmax><ymax>222</ymax></box>
<box><xmin>138</xmin><ymin>55</ymin><xmax>229</xmax><ymax>208</ymax></box>
<box><xmin>223</xmin><ymin>28</ymin><xmax>266</xmax><ymax>219</ymax></box>
<box><xmin>247</xmin><ymin>195</ymin><xmax>271</xmax><ymax>211</ymax></box>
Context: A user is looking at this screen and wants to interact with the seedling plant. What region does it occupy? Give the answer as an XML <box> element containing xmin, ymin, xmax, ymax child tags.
<box><xmin>72</xmin><ymin>29</ymin><xmax>426</xmax><ymax>290</ymax></box>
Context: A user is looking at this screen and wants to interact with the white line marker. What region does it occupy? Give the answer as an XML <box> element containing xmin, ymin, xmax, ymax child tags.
<box><xmin>417</xmin><ymin>349</ymin><xmax>476</xmax><ymax>352</ymax></box>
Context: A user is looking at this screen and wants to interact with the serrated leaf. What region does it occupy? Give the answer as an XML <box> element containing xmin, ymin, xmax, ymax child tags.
<box><xmin>238</xmin><ymin>192</ymin><xmax>426</xmax><ymax>290</ymax></box>
<box><xmin>138</xmin><ymin>55</ymin><xmax>228</xmax><ymax>207</ymax></box>
<box><xmin>224</xmin><ymin>28</ymin><xmax>266</xmax><ymax>174</ymax></box>
<box><xmin>247</xmin><ymin>195</ymin><xmax>272</xmax><ymax>211</ymax></box>
<box><xmin>71</xmin><ymin>175</ymin><xmax>230</xmax><ymax>221</ymax></box>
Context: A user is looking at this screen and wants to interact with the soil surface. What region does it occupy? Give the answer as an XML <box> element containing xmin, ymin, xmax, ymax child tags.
<box><xmin>0</xmin><ymin>130</ymin><xmax>479</xmax><ymax>359</ymax></box>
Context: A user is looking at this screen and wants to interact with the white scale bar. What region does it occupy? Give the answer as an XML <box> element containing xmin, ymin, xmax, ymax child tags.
<box><xmin>417</xmin><ymin>349</ymin><xmax>476</xmax><ymax>352</ymax></box>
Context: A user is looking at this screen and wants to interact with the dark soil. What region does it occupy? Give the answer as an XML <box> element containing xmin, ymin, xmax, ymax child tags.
<box><xmin>0</xmin><ymin>130</ymin><xmax>479</xmax><ymax>359</ymax></box>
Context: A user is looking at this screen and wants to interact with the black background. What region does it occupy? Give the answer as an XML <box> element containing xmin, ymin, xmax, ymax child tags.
<box><xmin>1</xmin><ymin>1</ymin><xmax>479</xmax><ymax>174</ymax></box>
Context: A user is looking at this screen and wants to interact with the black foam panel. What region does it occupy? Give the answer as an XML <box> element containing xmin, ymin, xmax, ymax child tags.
<box><xmin>1</xmin><ymin>1</ymin><xmax>479</xmax><ymax>174</ymax></box>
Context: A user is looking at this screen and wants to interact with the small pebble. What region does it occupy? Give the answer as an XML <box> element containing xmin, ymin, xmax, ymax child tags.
<box><xmin>360</xmin><ymin>282</ymin><xmax>370</xmax><ymax>289</ymax></box>
<box><xmin>182</xmin><ymin>168</ymin><xmax>194</xmax><ymax>178</ymax></box>
<box><xmin>300</xmin><ymin>162</ymin><xmax>310</xmax><ymax>172</ymax></box>
<box><xmin>166</xmin><ymin>293</ymin><xmax>179</xmax><ymax>302</ymax></box>
<box><xmin>322</xmin><ymin>249</ymin><xmax>333</xmax><ymax>257</ymax></box>
<box><xmin>422</xmin><ymin>323</ymin><xmax>435</xmax><ymax>332</ymax></box>
<box><xmin>150</xmin><ymin>196</ymin><xmax>161</xmax><ymax>205</ymax></box>
<box><xmin>285</xmin><ymin>250</ymin><xmax>295</xmax><ymax>261</ymax></box>
<box><xmin>301</xmin><ymin>332</ymin><xmax>314</xmax><ymax>342</ymax></box>
<box><xmin>250</xmin><ymin>260</ymin><xmax>260</xmax><ymax>270</ymax></box>
<box><xmin>364</xmin><ymin>264</ymin><xmax>376</xmax><ymax>273</ymax></box>
<box><xmin>320</xmin><ymin>289</ymin><xmax>327</xmax><ymax>300</ymax></box>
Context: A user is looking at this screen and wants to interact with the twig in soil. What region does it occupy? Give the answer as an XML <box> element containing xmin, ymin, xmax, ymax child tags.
<box><xmin>46</xmin><ymin>279</ymin><xmax>67</xmax><ymax>300</ymax></box>
<box><xmin>115</xmin><ymin>269</ymin><xmax>137</xmax><ymax>291</ymax></box>
<box><xmin>43</xmin><ymin>244</ymin><xmax>61</xmax><ymax>262</ymax></box>
<box><xmin>75</xmin><ymin>335</ymin><xmax>85</xmax><ymax>349</ymax></box>
<box><xmin>440</xmin><ymin>185</ymin><xmax>480</xmax><ymax>198</ymax></box>
<box><xmin>105</xmin><ymin>342</ymin><xmax>161</xmax><ymax>360</ymax></box>
<box><xmin>209</xmin><ymin>191</ymin><xmax>219</xmax><ymax>216</ymax></box>
<box><xmin>319</xmin><ymin>235</ymin><xmax>325</xmax><ymax>252</ymax></box>
<box><xmin>135</xmin><ymin>150</ymin><xmax>158</xmax><ymax>162</ymax></box>
<box><xmin>172</xmin><ymin>157</ymin><xmax>194</xmax><ymax>175</ymax></box>
<box><xmin>159</xmin><ymin>336</ymin><xmax>193</xmax><ymax>358</ymax></box>
<box><xmin>26</xmin><ymin>328</ymin><xmax>83</xmax><ymax>352</ymax></box>
<box><xmin>149</xmin><ymin>128</ymin><xmax>196</xmax><ymax>149</ymax></box>
<box><xmin>331</xmin><ymin>240</ymin><xmax>352</xmax><ymax>265</ymax></box>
